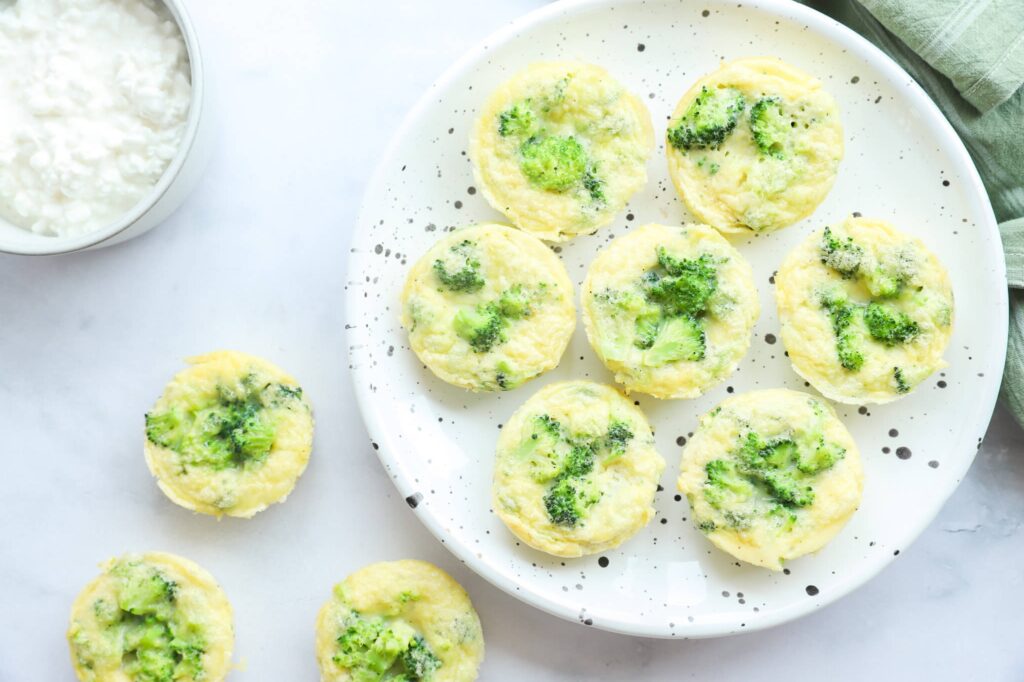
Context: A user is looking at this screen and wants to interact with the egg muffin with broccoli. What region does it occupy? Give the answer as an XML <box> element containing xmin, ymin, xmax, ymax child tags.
<box><xmin>401</xmin><ymin>224</ymin><xmax>575</xmax><ymax>392</ymax></box>
<box><xmin>678</xmin><ymin>389</ymin><xmax>863</xmax><ymax>570</ymax></box>
<box><xmin>471</xmin><ymin>61</ymin><xmax>654</xmax><ymax>241</ymax></box>
<box><xmin>315</xmin><ymin>560</ymin><xmax>484</xmax><ymax>682</ymax></box>
<box><xmin>666</xmin><ymin>57</ymin><xmax>843</xmax><ymax>234</ymax></box>
<box><xmin>581</xmin><ymin>223</ymin><xmax>759</xmax><ymax>399</ymax></box>
<box><xmin>68</xmin><ymin>552</ymin><xmax>234</xmax><ymax>682</ymax></box>
<box><xmin>144</xmin><ymin>351</ymin><xmax>314</xmax><ymax>518</ymax></box>
<box><xmin>492</xmin><ymin>381</ymin><xmax>665</xmax><ymax>557</ymax></box>
<box><xmin>775</xmin><ymin>216</ymin><xmax>954</xmax><ymax>404</ymax></box>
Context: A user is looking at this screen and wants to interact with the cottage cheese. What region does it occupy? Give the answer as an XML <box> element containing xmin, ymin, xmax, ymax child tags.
<box><xmin>0</xmin><ymin>0</ymin><xmax>191</xmax><ymax>237</ymax></box>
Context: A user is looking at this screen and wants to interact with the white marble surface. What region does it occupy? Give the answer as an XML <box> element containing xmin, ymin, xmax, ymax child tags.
<box><xmin>0</xmin><ymin>0</ymin><xmax>1021</xmax><ymax>679</ymax></box>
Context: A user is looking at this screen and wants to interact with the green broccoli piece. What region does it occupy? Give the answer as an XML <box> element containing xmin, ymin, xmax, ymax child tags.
<box><xmin>604</xmin><ymin>420</ymin><xmax>634</xmax><ymax>461</ymax></box>
<box><xmin>894</xmin><ymin>366</ymin><xmax>911</xmax><ymax>393</ymax></box>
<box><xmin>519</xmin><ymin>135</ymin><xmax>587</xmax><ymax>192</ymax></box>
<box><xmin>498</xmin><ymin>103</ymin><xmax>536</xmax><ymax>138</ymax></box>
<box><xmin>518</xmin><ymin>414</ymin><xmax>564</xmax><ymax>482</ymax></box>
<box><xmin>633</xmin><ymin>312</ymin><xmax>662</xmax><ymax>350</ymax></box>
<box><xmin>761</xmin><ymin>470</ymin><xmax>815</xmax><ymax>507</ymax></box>
<box><xmin>768</xmin><ymin>505</ymin><xmax>798</xmax><ymax>532</ymax></box>
<box><xmin>497</xmin><ymin>285</ymin><xmax>532</xmax><ymax>319</ymax></box>
<box><xmin>399</xmin><ymin>636</ymin><xmax>442</xmax><ymax>681</ymax></box>
<box><xmin>864</xmin><ymin>302</ymin><xmax>919</xmax><ymax>346</ymax></box>
<box><xmin>667</xmin><ymin>86</ymin><xmax>746</xmax><ymax>150</ymax></box>
<box><xmin>453</xmin><ymin>303</ymin><xmax>506</xmax><ymax>353</ymax></box>
<box><xmin>433</xmin><ymin>240</ymin><xmax>484</xmax><ymax>293</ymax></box>
<box><xmin>334</xmin><ymin>615</ymin><xmax>414</xmax><ymax>680</ymax></box>
<box><xmin>643</xmin><ymin>250</ymin><xmax>719</xmax><ymax>317</ymax></box>
<box><xmin>864</xmin><ymin>248</ymin><xmax>916</xmax><ymax>298</ymax></box>
<box><xmin>145</xmin><ymin>410</ymin><xmax>184</xmax><ymax>450</ymax></box>
<box><xmin>749</xmin><ymin>97</ymin><xmax>790</xmax><ymax>158</ymax></box>
<box><xmin>543</xmin><ymin>476</ymin><xmax>599</xmax><ymax>527</ymax></box>
<box><xmin>582</xmin><ymin>166</ymin><xmax>606</xmax><ymax>202</ymax></box>
<box><xmin>561</xmin><ymin>442</ymin><xmax>596</xmax><ymax>478</ymax></box>
<box><xmin>819</xmin><ymin>290</ymin><xmax>865</xmax><ymax>371</ymax></box>
<box><xmin>642</xmin><ymin>315</ymin><xmax>705</xmax><ymax>366</ymax></box>
<box><xmin>226</xmin><ymin>405</ymin><xmax>277</xmax><ymax>463</ymax></box>
<box><xmin>704</xmin><ymin>459</ymin><xmax>755</xmax><ymax>512</ymax></box>
<box><xmin>797</xmin><ymin>439</ymin><xmax>845</xmax><ymax>475</ymax></box>
<box><xmin>114</xmin><ymin>563</ymin><xmax>177</xmax><ymax>620</ymax></box>
<box><xmin>819</xmin><ymin>227</ymin><xmax>863</xmax><ymax>278</ymax></box>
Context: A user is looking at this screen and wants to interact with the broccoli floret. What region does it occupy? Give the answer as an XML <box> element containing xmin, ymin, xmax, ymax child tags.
<box><xmin>633</xmin><ymin>312</ymin><xmax>662</xmax><ymax>350</ymax></box>
<box><xmin>582</xmin><ymin>166</ymin><xmax>606</xmax><ymax>202</ymax></box>
<box><xmin>400</xmin><ymin>636</ymin><xmax>442</xmax><ymax>680</ymax></box>
<box><xmin>518</xmin><ymin>414</ymin><xmax>564</xmax><ymax>482</ymax></box>
<box><xmin>114</xmin><ymin>562</ymin><xmax>177</xmax><ymax>620</ymax></box>
<box><xmin>864</xmin><ymin>302</ymin><xmax>919</xmax><ymax>346</ymax></box>
<box><xmin>704</xmin><ymin>459</ymin><xmax>755</xmax><ymax>511</ymax></box>
<box><xmin>543</xmin><ymin>477</ymin><xmax>584</xmax><ymax>527</ymax></box>
<box><xmin>145</xmin><ymin>410</ymin><xmax>184</xmax><ymax>450</ymax></box>
<box><xmin>761</xmin><ymin>470</ymin><xmax>815</xmax><ymax>507</ymax></box>
<box><xmin>604</xmin><ymin>420</ymin><xmax>634</xmax><ymax>460</ymax></box>
<box><xmin>749</xmin><ymin>97</ymin><xmax>790</xmax><ymax>158</ymax></box>
<box><xmin>819</xmin><ymin>290</ymin><xmax>865</xmax><ymax>371</ymax></box>
<box><xmin>797</xmin><ymin>439</ymin><xmax>845</xmax><ymax>475</ymax></box>
<box><xmin>642</xmin><ymin>315</ymin><xmax>705</xmax><ymax>366</ymax></box>
<box><xmin>519</xmin><ymin>135</ymin><xmax>587</xmax><ymax>192</ymax></box>
<box><xmin>864</xmin><ymin>248</ymin><xmax>917</xmax><ymax>298</ymax></box>
<box><xmin>819</xmin><ymin>227</ymin><xmax>863</xmax><ymax>278</ymax></box>
<box><xmin>697</xmin><ymin>518</ymin><xmax>717</xmax><ymax>533</ymax></box>
<box><xmin>497</xmin><ymin>285</ymin><xmax>532</xmax><ymax>319</ymax></box>
<box><xmin>643</xmin><ymin>250</ymin><xmax>719</xmax><ymax>317</ymax></box>
<box><xmin>453</xmin><ymin>303</ymin><xmax>506</xmax><ymax>353</ymax></box>
<box><xmin>334</xmin><ymin>614</ymin><xmax>414</xmax><ymax>680</ymax></box>
<box><xmin>894</xmin><ymin>366</ymin><xmax>911</xmax><ymax>393</ymax></box>
<box><xmin>497</xmin><ymin>102</ymin><xmax>536</xmax><ymax>138</ymax></box>
<box><xmin>535</xmin><ymin>414</ymin><xmax>563</xmax><ymax>438</ymax></box>
<box><xmin>768</xmin><ymin>504</ymin><xmax>798</xmax><ymax>532</ymax></box>
<box><xmin>433</xmin><ymin>240</ymin><xmax>484</xmax><ymax>293</ymax></box>
<box><xmin>226</xmin><ymin>404</ymin><xmax>276</xmax><ymax>463</ymax></box>
<box><xmin>667</xmin><ymin>86</ymin><xmax>746</xmax><ymax>150</ymax></box>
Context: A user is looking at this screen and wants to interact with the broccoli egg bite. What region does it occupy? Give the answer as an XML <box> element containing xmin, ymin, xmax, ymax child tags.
<box><xmin>401</xmin><ymin>224</ymin><xmax>575</xmax><ymax>392</ymax></box>
<box><xmin>492</xmin><ymin>381</ymin><xmax>665</xmax><ymax>557</ymax></box>
<box><xmin>581</xmin><ymin>223</ymin><xmax>760</xmax><ymax>399</ymax></box>
<box><xmin>666</xmin><ymin>57</ymin><xmax>843</xmax><ymax>234</ymax></box>
<box><xmin>776</xmin><ymin>216</ymin><xmax>954</xmax><ymax>404</ymax></box>
<box><xmin>678</xmin><ymin>389</ymin><xmax>863</xmax><ymax>570</ymax></box>
<box><xmin>144</xmin><ymin>350</ymin><xmax>314</xmax><ymax>518</ymax></box>
<box><xmin>315</xmin><ymin>560</ymin><xmax>484</xmax><ymax>682</ymax></box>
<box><xmin>68</xmin><ymin>552</ymin><xmax>233</xmax><ymax>682</ymax></box>
<box><xmin>470</xmin><ymin>61</ymin><xmax>654</xmax><ymax>241</ymax></box>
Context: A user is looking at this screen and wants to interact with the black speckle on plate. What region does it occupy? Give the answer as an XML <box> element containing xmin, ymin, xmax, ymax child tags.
<box><xmin>405</xmin><ymin>492</ymin><xmax>424</xmax><ymax>509</ymax></box>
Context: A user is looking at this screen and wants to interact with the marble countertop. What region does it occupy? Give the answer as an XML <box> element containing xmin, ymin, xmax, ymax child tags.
<box><xmin>1</xmin><ymin>1</ymin><xmax>1021</xmax><ymax>679</ymax></box>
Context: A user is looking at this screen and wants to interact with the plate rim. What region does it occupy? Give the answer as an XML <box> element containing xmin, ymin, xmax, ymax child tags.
<box><xmin>345</xmin><ymin>0</ymin><xmax>1008</xmax><ymax>638</ymax></box>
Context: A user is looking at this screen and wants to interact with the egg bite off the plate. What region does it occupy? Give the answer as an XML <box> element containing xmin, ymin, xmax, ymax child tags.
<box><xmin>401</xmin><ymin>223</ymin><xmax>575</xmax><ymax>392</ymax></box>
<box><xmin>67</xmin><ymin>552</ymin><xmax>233</xmax><ymax>682</ymax></box>
<box><xmin>581</xmin><ymin>223</ymin><xmax>759</xmax><ymax>399</ymax></box>
<box><xmin>776</xmin><ymin>216</ymin><xmax>954</xmax><ymax>404</ymax></box>
<box><xmin>315</xmin><ymin>560</ymin><xmax>484</xmax><ymax>682</ymax></box>
<box><xmin>678</xmin><ymin>389</ymin><xmax>863</xmax><ymax>570</ymax></box>
<box><xmin>492</xmin><ymin>381</ymin><xmax>666</xmax><ymax>558</ymax></box>
<box><xmin>666</xmin><ymin>56</ymin><xmax>843</xmax><ymax>234</ymax></box>
<box><xmin>470</xmin><ymin>61</ymin><xmax>654</xmax><ymax>241</ymax></box>
<box><xmin>144</xmin><ymin>350</ymin><xmax>314</xmax><ymax>518</ymax></box>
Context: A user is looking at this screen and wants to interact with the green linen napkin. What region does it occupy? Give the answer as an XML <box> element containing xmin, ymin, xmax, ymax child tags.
<box><xmin>799</xmin><ymin>0</ymin><xmax>1024</xmax><ymax>429</ymax></box>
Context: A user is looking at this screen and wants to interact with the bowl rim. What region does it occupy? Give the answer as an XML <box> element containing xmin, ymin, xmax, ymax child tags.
<box><xmin>345</xmin><ymin>0</ymin><xmax>1007</xmax><ymax>638</ymax></box>
<box><xmin>0</xmin><ymin>0</ymin><xmax>205</xmax><ymax>256</ymax></box>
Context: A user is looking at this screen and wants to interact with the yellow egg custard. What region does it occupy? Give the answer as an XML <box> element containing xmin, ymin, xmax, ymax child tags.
<box><xmin>67</xmin><ymin>552</ymin><xmax>233</xmax><ymax>682</ymax></box>
<box><xmin>581</xmin><ymin>223</ymin><xmax>759</xmax><ymax>399</ymax></box>
<box><xmin>401</xmin><ymin>223</ymin><xmax>575</xmax><ymax>392</ymax></box>
<box><xmin>315</xmin><ymin>560</ymin><xmax>484</xmax><ymax>682</ymax></box>
<box><xmin>144</xmin><ymin>350</ymin><xmax>314</xmax><ymax>518</ymax></box>
<box><xmin>492</xmin><ymin>381</ymin><xmax>665</xmax><ymax>557</ymax></box>
<box><xmin>678</xmin><ymin>389</ymin><xmax>863</xmax><ymax>570</ymax></box>
<box><xmin>776</xmin><ymin>216</ymin><xmax>955</xmax><ymax>403</ymax></box>
<box><xmin>471</xmin><ymin>61</ymin><xmax>654</xmax><ymax>241</ymax></box>
<box><xmin>666</xmin><ymin>57</ymin><xmax>843</xmax><ymax>234</ymax></box>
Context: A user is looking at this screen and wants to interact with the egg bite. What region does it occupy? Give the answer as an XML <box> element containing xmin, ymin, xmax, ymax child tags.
<box><xmin>144</xmin><ymin>350</ymin><xmax>314</xmax><ymax>518</ymax></box>
<box><xmin>401</xmin><ymin>223</ymin><xmax>575</xmax><ymax>392</ymax></box>
<box><xmin>470</xmin><ymin>61</ymin><xmax>654</xmax><ymax>241</ymax></box>
<box><xmin>678</xmin><ymin>389</ymin><xmax>863</xmax><ymax>570</ymax></box>
<box><xmin>67</xmin><ymin>552</ymin><xmax>233</xmax><ymax>682</ymax></box>
<box><xmin>666</xmin><ymin>57</ymin><xmax>843</xmax><ymax>234</ymax></box>
<box><xmin>776</xmin><ymin>216</ymin><xmax>954</xmax><ymax>404</ymax></box>
<box><xmin>315</xmin><ymin>560</ymin><xmax>484</xmax><ymax>682</ymax></box>
<box><xmin>492</xmin><ymin>381</ymin><xmax>666</xmax><ymax>557</ymax></box>
<box><xmin>581</xmin><ymin>223</ymin><xmax>760</xmax><ymax>399</ymax></box>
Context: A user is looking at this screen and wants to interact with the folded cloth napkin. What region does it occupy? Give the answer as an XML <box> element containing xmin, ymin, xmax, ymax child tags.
<box><xmin>799</xmin><ymin>0</ymin><xmax>1024</xmax><ymax>428</ymax></box>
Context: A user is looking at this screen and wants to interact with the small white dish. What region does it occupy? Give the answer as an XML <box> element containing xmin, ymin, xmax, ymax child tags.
<box><xmin>0</xmin><ymin>0</ymin><xmax>211</xmax><ymax>256</ymax></box>
<box><xmin>347</xmin><ymin>0</ymin><xmax>1007</xmax><ymax>638</ymax></box>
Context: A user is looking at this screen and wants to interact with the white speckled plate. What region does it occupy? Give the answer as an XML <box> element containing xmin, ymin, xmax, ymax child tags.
<box><xmin>346</xmin><ymin>0</ymin><xmax>1006</xmax><ymax>638</ymax></box>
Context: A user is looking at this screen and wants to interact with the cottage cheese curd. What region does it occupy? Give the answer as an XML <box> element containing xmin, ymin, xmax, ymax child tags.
<box><xmin>0</xmin><ymin>0</ymin><xmax>191</xmax><ymax>237</ymax></box>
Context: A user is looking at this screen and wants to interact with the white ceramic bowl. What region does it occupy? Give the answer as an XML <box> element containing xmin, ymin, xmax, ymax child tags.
<box><xmin>0</xmin><ymin>0</ymin><xmax>211</xmax><ymax>256</ymax></box>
